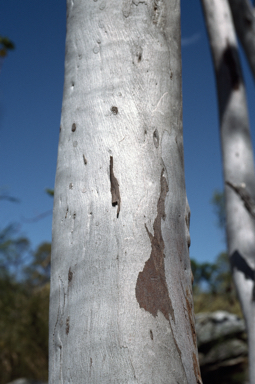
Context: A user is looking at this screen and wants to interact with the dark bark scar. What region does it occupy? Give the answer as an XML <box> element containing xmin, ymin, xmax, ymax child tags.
<box><xmin>110</xmin><ymin>156</ymin><xmax>121</xmax><ymax>218</ymax></box>
<box><xmin>135</xmin><ymin>169</ymin><xmax>175</xmax><ymax>322</ymax></box>
<box><xmin>111</xmin><ymin>106</ymin><xmax>118</xmax><ymax>115</ymax></box>
<box><xmin>68</xmin><ymin>267</ymin><xmax>73</xmax><ymax>285</ymax></box>
<box><xmin>223</xmin><ymin>42</ymin><xmax>241</xmax><ymax>90</ymax></box>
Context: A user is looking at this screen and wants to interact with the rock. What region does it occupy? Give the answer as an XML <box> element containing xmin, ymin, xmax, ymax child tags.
<box><xmin>195</xmin><ymin>311</ymin><xmax>248</xmax><ymax>384</ymax></box>
<box><xmin>196</xmin><ymin>310</ymin><xmax>246</xmax><ymax>347</ymax></box>
<box><xmin>200</xmin><ymin>338</ymin><xmax>247</xmax><ymax>365</ymax></box>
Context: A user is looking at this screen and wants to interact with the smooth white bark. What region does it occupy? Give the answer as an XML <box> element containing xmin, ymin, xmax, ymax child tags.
<box><xmin>229</xmin><ymin>0</ymin><xmax>255</xmax><ymax>80</ymax></box>
<box><xmin>201</xmin><ymin>0</ymin><xmax>255</xmax><ymax>382</ymax></box>
<box><xmin>49</xmin><ymin>0</ymin><xmax>201</xmax><ymax>383</ymax></box>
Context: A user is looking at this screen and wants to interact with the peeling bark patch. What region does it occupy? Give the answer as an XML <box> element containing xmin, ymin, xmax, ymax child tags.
<box><xmin>136</xmin><ymin>170</ymin><xmax>175</xmax><ymax>322</ymax></box>
<box><xmin>111</xmin><ymin>106</ymin><xmax>118</xmax><ymax>115</ymax></box>
<box><xmin>72</xmin><ymin>123</ymin><xmax>76</xmax><ymax>132</ymax></box>
<box><xmin>192</xmin><ymin>352</ymin><xmax>202</xmax><ymax>384</ymax></box>
<box><xmin>223</xmin><ymin>43</ymin><xmax>241</xmax><ymax>90</ymax></box>
<box><xmin>65</xmin><ymin>316</ymin><xmax>70</xmax><ymax>335</ymax></box>
<box><xmin>110</xmin><ymin>156</ymin><xmax>121</xmax><ymax>218</ymax></box>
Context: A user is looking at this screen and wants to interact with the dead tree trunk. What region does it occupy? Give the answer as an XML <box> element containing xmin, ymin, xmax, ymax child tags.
<box><xmin>201</xmin><ymin>0</ymin><xmax>255</xmax><ymax>382</ymax></box>
<box><xmin>229</xmin><ymin>0</ymin><xmax>255</xmax><ymax>80</ymax></box>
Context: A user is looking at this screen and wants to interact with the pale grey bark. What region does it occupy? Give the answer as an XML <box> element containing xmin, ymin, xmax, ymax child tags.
<box><xmin>49</xmin><ymin>0</ymin><xmax>201</xmax><ymax>383</ymax></box>
<box><xmin>201</xmin><ymin>0</ymin><xmax>255</xmax><ymax>382</ymax></box>
<box><xmin>229</xmin><ymin>0</ymin><xmax>255</xmax><ymax>80</ymax></box>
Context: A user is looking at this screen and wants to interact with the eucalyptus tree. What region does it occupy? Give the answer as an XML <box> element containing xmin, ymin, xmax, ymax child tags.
<box><xmin>201</xmin><ymin>0</ymin><xmax>255</xmax><ymax>382</ymax></box>
<box><xmin>49</xmin><ymin>1</ymin><xmax>201</xmax><ymax>383</ymax></box>
<box><xmin>228</xmin><ymin>0</ymin><xmax>255</xmax><ymax>80</ymax></box>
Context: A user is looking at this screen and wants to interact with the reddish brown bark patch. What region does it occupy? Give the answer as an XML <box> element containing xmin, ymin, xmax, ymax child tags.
<box><xmin>135</xmin><ymin>170</ymin><xmax>175</xmax><ymax>322</ymax></box>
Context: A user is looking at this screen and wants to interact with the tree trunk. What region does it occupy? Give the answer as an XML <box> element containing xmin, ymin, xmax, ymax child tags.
<box><xmin>201</xmin><ymin>0</ymin><xmax>255</xmax><ymax>382</ymax></box>
<box><xmin>228</xmin><ymin>0</ymin><xmax>255</xmax><ymax>81</ymax></box>
<box><xmin>49</xmin><ymin>1</ymin><xmax>201</xmax><ymax>383</ymax></box>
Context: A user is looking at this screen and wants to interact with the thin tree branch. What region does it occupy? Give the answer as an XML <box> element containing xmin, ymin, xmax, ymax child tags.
<box><xmin>226</xmin><ymin>180</ymin><xmax>255</xmax><ymax>218</ymax></box>
<box><xmin>0</xmin><ymin>195</ymin><xmax>20</xmax><ymax>203</ymax></box>
<box><xmin>22</xmin><ymin>209</ymin><xmax>52</xmax><ymax>223</ymax></box>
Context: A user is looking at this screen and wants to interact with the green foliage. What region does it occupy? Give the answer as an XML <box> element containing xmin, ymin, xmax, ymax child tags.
<box><xmin>191</xmin><ymin>189</ymin><xmax>242</xmax><ymax>316</ymax></box>
<box><xmin>45</xmin><ymin>188</ymin><xmax>54</xmax><ymax>197</ymax></box>
<box><xmin>0</xmin><ymin>224</ymin><xmax>30</xmax><ymax>280</ymax></box>
<box><xmin>192</xmin><ymin>252</ymin><xmax>234</xmax><ymax>294</ymax></box>
<box><xmin>0</xmin><ymin>36</ymin><xmax>15</xmax><ymax>58</ymax></box>
<box><xmin>191</xmin><ymin>253</ymin><xmax>242</xmax><ymax>316</ymax></box>
<box><xmin>191</xmin><ymin>258</ymin><xmax>218</xmax><ymax>293</ymax></box>
<box><xmin>211</xmin><ymin>190</ymin><xmax>226</xmax><ymax>231</ymax></box>
<box><xmin>193</xmin><ymin>291</ymin><xmax>242</xmax><ymax>317</ymax></box>
<box><xmin>0</xmin><ymin>226</ymin><xmax>50</xmax><ymax>384</ymax></box>
<box><xmin>24</xmin><ymin>242</ymin><xmax>51</xmax><ymax>286</ymax></box>
<box><xmin>0</xmin><ymin>279</ymin><xmax>49</xmax><ymax>384</ymax></box>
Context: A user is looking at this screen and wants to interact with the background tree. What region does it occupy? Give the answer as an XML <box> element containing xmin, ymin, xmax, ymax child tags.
<box><xmin>0</xmin><ymin>225</ymin><xmax>50</xmax><ymax>384</ymax></box>
<box><xmin>0</xmin><ymin>37</ymin><xmax>14</xmax><ymax>57</ymax></box>
<box><xmin>191</xmin><ymin>191</ymin><xmax>241</xmax><ymax>315</ymax></box>
<box><xmin>0</xmin><ymin>36</ymin><xmax>14</xmax><ymax>72</ymax></box>
<box><xmin>228</xmin><ymin>0</ymin><xmax>255</xmax><ymax>80</ymax></box>
<box><xmin>201</xmin><ymin>0</ymin><xmax>255</xmax><ymax>382</ymax></box>
<box><xmin>49</xmin><ymin>0</ymin><xmax>201</xmax><ymax>383</ymax></box>
<box><xmin>191</xmin><ymin>252</ymin><xmax>242</xmax><ymax>315</ymax></box>
<box><xmin>0</xmin><ymin>189</ymin><xmax>53</xmax><ymax>383</ymax></box>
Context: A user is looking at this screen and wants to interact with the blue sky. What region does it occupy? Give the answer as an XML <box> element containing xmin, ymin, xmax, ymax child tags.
<box><xmin>0</xmin><ymin>1</ymin><xmax>254</xmax><ymax>264</ymax></box>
